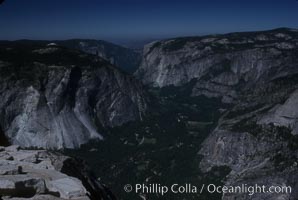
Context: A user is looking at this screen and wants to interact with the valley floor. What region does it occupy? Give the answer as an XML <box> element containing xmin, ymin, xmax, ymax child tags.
<box><xmin>63</xmin><ymin>87</ymin><xmax>231</xmax><ymax>200</ymax></box>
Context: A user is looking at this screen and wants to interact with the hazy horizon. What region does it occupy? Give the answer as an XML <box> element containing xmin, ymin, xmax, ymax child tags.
<box><xmin>1</xmin><ymin>0</ymin><xmax>298</xmax><ymax>42</ymax></box>
<box><xmin>1</xmin><ymin>26</ymin><xmax>298</xmax><ymax>49</ymax></box>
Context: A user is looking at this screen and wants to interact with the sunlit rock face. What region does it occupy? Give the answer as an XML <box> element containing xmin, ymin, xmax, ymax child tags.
<box><xmin>135</xmin><ymin>28</ymin><xmax>298</xmax><ymax>103</ymax></box>
<box><xmin>0</xmin><ymin>44</ymin><xmax>147</xmax><ymax>149</ymax></box>
<box><xmin>258</xmin><ymin>89</ymin><xmax>298</xmax><ymax>135</ymax></box>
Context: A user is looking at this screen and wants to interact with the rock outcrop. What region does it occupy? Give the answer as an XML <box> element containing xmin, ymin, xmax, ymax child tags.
<box><xmin>0</xmin><ymin>43</ymin><xmax>147</xmax><ymax>149</ymax></box>
<box><xmin>0</xmin><ymin>145</ymin><xmax>116</xmax><ymax>200</ymax></box>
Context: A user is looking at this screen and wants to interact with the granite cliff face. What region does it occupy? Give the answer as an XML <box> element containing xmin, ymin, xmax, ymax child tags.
<box><xmin>0</xmin><ymin>145</ymin><xmax>116</xmax><ymax>200</ymax></box>
<box><xmin>0</xmin><ymin>43</ymin><xmax>147</xmax><ymax>149</ymax></box>
<box><xmin>136</xmin><ymin>28</ymin><xmax>298</xmax><ymax>103</ymax></box>
<box><xmin>135</xmin><ymin>28</ymin><xmax>298</xmax><ymax>199</ymax></box>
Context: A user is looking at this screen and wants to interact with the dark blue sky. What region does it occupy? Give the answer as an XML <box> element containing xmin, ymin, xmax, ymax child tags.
<box><xmin>0</xmin><ymin>0</ymin><xmax>298</xmax><ymax>41</ymax></box>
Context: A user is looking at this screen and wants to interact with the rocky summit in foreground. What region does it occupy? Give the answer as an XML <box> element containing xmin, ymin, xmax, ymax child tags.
<box><xmin>0</xmin><ymin>145</ymin><xmax>115</xmax><ymax>200</ymax></box>
<box><xmin>0</xmin><ymin>43</ymin><xmax>147</xmax><ymax>149</ymax></box>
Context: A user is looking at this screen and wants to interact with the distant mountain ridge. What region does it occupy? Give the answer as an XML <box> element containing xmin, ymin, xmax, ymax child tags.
<box><xmin>0</xmin><ymin>39</ymin><xmax>141</xmax><ymax>73</ymax></box>
<box><xmin>57</xmin><ymin>39</ymin><xmax>142</xmax><ymax>73</ymax></box>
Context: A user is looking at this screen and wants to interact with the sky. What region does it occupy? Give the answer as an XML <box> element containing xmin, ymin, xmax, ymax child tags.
<box><xmin>0</xmin><ymin>0</ymin><xmax>298</xmax><ymax>41</ymax></box>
